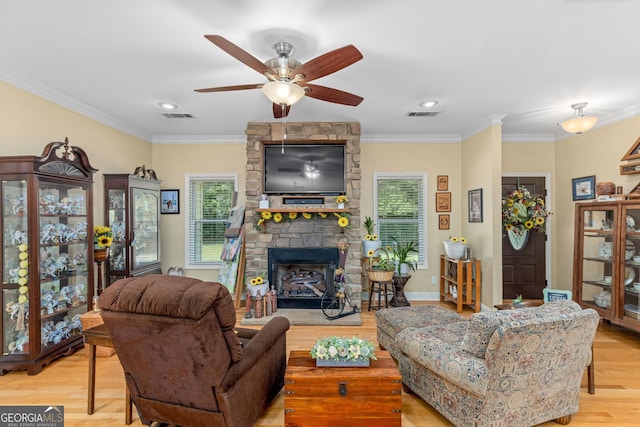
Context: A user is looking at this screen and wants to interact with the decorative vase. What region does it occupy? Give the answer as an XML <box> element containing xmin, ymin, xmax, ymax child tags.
<box><xmin>362</xmin><ymin>239</ymin><xmax>382</xmax><ymax>256</ymax></box>
<box><xmin>368</xmin><ymin>270</ymin><xmax>394</xmax><ymax>282</ymax></box>
<box><xmin>337</xmin><ymin>203</ymin><xmax>345</xmax><ymax>209</ymax></box>
<box><xmin>248</xmin><ymin>281</ymin><xmax>270</xmax><ymax>297</ymax></box>
<box><xmin>399</xmin><ymin>263</ymin><xmax>410</xmax><ymax>276</ymax></box>
<box><xmin>94</xmin><ymin>248</ymin><xmax>109</xmax><ymax>262</ymax></box>
<box><xmin>507</xmin><ymin>228</ymin><xmax>530</xmax><ymax>251</ymax></box>
<box><xmin>443</xmin><ymin>241</ymin><xmax>466</xmax><ymax>259</ymax></box>
<box><xmin>315</xmin><ymin>358</ymin><xmax>370</xmax><ymax>367</ymax></box>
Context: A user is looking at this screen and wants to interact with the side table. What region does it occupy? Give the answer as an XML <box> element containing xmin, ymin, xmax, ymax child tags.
<box><xmin>82</xmin><ymin>322</ymin><xmax>133</xmax><ymax>424</ymax></box>
<box><xmin>390</xmin><ymin>275</ymin><xmax>411</xmax><ymax>307</ymax></box>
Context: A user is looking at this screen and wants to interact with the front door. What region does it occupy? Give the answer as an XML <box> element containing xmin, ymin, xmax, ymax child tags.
<box><xmin>502</xmin><ymin>176</ymin><xmax>547</xmax><ymax>299</ymax></box>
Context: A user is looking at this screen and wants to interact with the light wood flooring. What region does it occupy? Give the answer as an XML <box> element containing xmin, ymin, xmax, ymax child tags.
<box><xmin>1</xmin><ymin>301</ymin><xmax>639</xmax><ymax>426</ymax></box>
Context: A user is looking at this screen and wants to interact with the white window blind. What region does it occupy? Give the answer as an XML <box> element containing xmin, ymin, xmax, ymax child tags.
<box><xmin>374</xmin><ymin>173</ymin><xmax>427</xmax><ymax>267</ymax></box>
<box><xmin>186</xmin><ymin>174</ymin><xmax>236</xmax><ymax>268</ymax></box>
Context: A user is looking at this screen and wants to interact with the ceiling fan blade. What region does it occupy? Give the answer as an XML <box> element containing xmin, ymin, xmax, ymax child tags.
<box><xmin>204</xmin><ymin>35</ymin><xmax>275</xmax><ymax>79</ymax></box>
<box><xmin>273</xmin><ymin>103</ymin><xmax>291</xmax><ymax>118</ymax></box>
<box><xmin>194</xmin><ymin>84</ymin><xmax>263</xmax><ymax>93</ymax></box>
<box><xmin>290</xmin><ymin>45</ymin><xmax>363</xmax><ymax>82</ymax></box>
<box><xmin>304</xmin><ymin>84</ymin><xmax>363</xmax><ymax>106</ymax></box>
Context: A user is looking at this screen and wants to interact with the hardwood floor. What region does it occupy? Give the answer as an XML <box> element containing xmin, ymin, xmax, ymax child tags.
<box><xmin>1</xmin><ymin>301</ymin><xmax>639</xmax><ymax>426</ymax></box>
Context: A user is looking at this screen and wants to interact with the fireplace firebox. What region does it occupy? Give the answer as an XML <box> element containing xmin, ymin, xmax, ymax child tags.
<box><xmin>268</xmin><ymin>247</ymin><xmax>339</xmax><ymax>309</ymax></box>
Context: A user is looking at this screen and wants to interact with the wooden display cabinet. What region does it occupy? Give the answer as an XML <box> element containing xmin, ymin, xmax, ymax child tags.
<box><xmin>439</xmin><ymin>255</ymin><xmax>481</xmax><ymax>313</ymax></box>
<box><xmin>103</xmin><ymin>166</ymin><xmax>161</xmax><ymax>287</ymax></box>
<box><xmin>0</xmin><ymin>139</ymin><xmax>96</xmax><ymax>375</ymax></box>
<box><xmin>573</xmin><ymin>201</ymin><xmax>640</xmax><ymax>333</ymax></box>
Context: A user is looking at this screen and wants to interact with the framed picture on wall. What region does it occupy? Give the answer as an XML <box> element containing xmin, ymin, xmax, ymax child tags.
<box><xmin>468</xmin><ymin>188</ymin><xmax>483</xmax><ymax>222</ymax></box>
<box><xmin>437</xmin><ymin>175</ymin><xmax>449</xmax><ymax>191</ymax></box>
<box><xmin>572</xmin><ymin>176</ymin><xmax>596</xmax><ymax>201</ymax></box>
<box><xmin>435</xmin><ymin>192</ymin><xmax>451</xmax><ymax>212</ymax></box>
<box><xmin>161</xmin><ymin>189</ymin><xmax>180</xmax><ymax>214</ymax></box>
<box><xmin>439</xmin><ymin>214</ymin><xmax>450</xmax><ymax>230</ymax></box>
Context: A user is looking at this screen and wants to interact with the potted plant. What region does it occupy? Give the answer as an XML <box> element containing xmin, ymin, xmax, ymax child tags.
<box><xmin>391</xmin><ymin>238</ymin><xmax>418</xmax><ymax>276</ymax></box>
<box><xmin>366</xmin><ymin>246</ymin><xmax>395</xmax><ymax>282</ymax></box>
<box><xmin>362</xmin><ymin>216</ymin><xmax>381</xmax><ymax>255</ymax></box>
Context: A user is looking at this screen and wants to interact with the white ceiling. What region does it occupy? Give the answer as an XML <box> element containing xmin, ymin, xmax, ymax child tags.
<box><xmin>2</xmin><ymin>0</ymin><xmax>640</xmax><ymax>143</ymax></box>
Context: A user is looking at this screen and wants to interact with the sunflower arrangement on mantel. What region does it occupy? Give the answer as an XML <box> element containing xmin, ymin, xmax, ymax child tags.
<box><xmin>257</xmin><ymin>211</ymin><xmax>350</xmax><ymax>231</ymax></box>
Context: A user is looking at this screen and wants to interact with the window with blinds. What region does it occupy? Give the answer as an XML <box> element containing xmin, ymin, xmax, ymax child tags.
<box><xmin>185</xmin><ymin>174</ymin><xmax>237</xmax><ymax>268</ymax></box>
<box><xmin>374</xmin><ymin>173</ymin><xmax>427</xmax><ymax>268</ymax></box>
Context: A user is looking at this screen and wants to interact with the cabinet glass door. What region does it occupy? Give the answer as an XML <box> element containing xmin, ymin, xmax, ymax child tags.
<box><xmin>107</xmin><ymin>189</ymin><xmax>127</xmax><ymax>273</ymax></box>
<box><xmin>622</xmin><ymin>206</ymin><xmax>640</xmax><ymax>321</ymax></box>
<box><xmin>38</xmin><ymin>181</ymin><xmax>89</xmax><ymax>351</ymax></box>
<box><xmin>132</xmin><ymin>187</ymin><xmax>159</xmax><ymax>269</ymax></box>
<box><xmin>579</xmin><ymin>208</ymin><xmax>615</xmax><ymax>314</ymax></box>
<box><xmin>2</xmin><ymin>179</ymin><xmax>29</xmax><ymax>355</ymax></box>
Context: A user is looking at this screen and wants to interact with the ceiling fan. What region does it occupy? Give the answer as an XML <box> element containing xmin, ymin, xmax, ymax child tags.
<box><xmin>195</xmin><ymin>35</ymin><xmax>364</xmax><ymax>118</ymax></box>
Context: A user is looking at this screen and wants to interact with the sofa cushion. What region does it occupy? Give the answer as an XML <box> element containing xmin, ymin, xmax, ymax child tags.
<box><xmin>459</xmin><ymin>299</ymin><xmax>582</xmax><ymax>358</ymax></box>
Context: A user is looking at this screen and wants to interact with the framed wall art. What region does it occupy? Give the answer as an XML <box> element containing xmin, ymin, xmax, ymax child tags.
<box><xmin>436</xmin><ymin>192</ymin><xmax>451</xmax><ymax>212</ymax></box>
<box><xmin>437</xmin><ymin>175</ymin><xmax>449</xmax><ymax>191</ymax></box>
<box><xmin>161</xmin><ymin>189</ymin><xmax>180</xmax><ymax>214</ymax></box>
<box><xmin>439</xmin><ymin>214</ymin><xmax>450</xmax><ymax>230</ymax></box>
<box><xmin>468</xmin><ymin>188</ymin><xmax>483</xmax><ymax>223</ymax></box>
<box><xmin>572</xmin><ymin>176</ymin><xmax>596</xmax><ymax>201</ymax></box>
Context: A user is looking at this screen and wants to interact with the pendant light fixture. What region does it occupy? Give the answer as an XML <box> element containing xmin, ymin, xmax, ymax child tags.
<box><xmin>560</xmin><ymin>102</ymin><xmax>598</xmax><ymax>135</ymax></box>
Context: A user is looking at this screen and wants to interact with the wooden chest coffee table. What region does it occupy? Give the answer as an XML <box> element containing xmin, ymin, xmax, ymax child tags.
<box><xmin>284</xmin><ymin>350</ymin><xmax>402</xmax><ymax>427</ymax></box>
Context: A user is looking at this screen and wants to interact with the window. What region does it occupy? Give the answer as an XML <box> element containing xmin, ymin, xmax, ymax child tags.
<box><xmin>374</xmin><ymin>173</ymin><xmax>427</xmax><ymax>268</ymax></box>
<box><xmin>185</xmin><ymin>174</ymin><xmax>237</xmax><ymax>268</ymax></box>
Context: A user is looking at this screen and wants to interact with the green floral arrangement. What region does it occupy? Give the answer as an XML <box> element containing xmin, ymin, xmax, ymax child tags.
<box><xmin>93</xmin><ymin>225</ymin><xmax>113</xmax><ymax>248</ymax></box>
<box><xmin>391</xmin><ymin>238</ymin><xmax>418</xmax><ymax>271</ymax></box>
<box><xmin>366</xmin><ymin>246</ymin><xmax>395</xmax><ymax>271</ymax></box>
<box><xmin>502</xmin><ymin>186</ymin><xmax>551</xmax><ymax>234</ymax></box>
<box><xmin>310</xmin><ymin>336</ymin><xmax>376</xmax><ymax>362</ymax></box>
<box><xmin>363</xmin><ymin>216</ymin><xmax>378</xmax><ymax>240</ymax></box>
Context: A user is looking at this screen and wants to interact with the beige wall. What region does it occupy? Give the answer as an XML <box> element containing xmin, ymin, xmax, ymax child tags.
<box><xmin>461</xmin><ymin>126</ymin><xmax>502</xmax><ymax>306</ymax></box>
<box><xmin>361</xmin><ymin>142</ymin><xmax>461</xmax><ymax>296</ymax></box>
<box><xmin>554</xmin><ymin>116</ymin><xmax>640</xmax><ymax>291</ymax></box>
<box><xmin>151</xmin><ymin>143</ymin><xmax>247</xmax><ymax>281</ymax></box>
<box><xmin>0</xmin><ymin>81</ymin><xmax>152</xmax><ymax>233</ymax></box>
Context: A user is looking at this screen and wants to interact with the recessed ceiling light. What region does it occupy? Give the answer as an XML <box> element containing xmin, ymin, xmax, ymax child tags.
<box><xmin>158</xmin><ymin>102</ymin><xmax>178</xmax><ymax>110</ymax></box>
<box><xmin>419</xmin><ymin>100</ymin><xmax>438</xmax><ymax>108</ymax></box>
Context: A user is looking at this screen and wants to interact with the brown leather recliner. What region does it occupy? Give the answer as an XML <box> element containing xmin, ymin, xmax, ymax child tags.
<box><xmin>98</xmin><ymin>274</ymin><xmax>290</xmax><ymax>427</ymax></box>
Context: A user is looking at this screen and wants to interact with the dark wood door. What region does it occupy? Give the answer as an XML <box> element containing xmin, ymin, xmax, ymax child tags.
<box><xmin>502</xmin><ymin>176</ymin><xmax>547</xmax><ymax>299</ymax></box>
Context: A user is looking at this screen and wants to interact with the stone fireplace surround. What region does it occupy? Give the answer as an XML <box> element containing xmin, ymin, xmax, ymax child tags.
<box><xmin>244</xmin><ymin>122</ymin><xmax>362</xmax><ymax>308</ymax></box>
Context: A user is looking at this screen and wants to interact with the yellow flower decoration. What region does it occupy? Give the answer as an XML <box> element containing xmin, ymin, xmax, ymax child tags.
<box><xmin>257</xmin><ymin>218</ymin><xmax>265</xmax><ymax>226</ymax></box>
<box><xmin>319</xmin><ymin>212</ymin><xmax>328</xmax><ymax>218</ymax></box>
<box><xmin>289</xmin><ymin>212</ymin><xmax>298</xmax><ymax>220</ymax></box>
<box><xmin>273</xmin><ymin>213</ymin><xmax>283</xmax><ymax>223</ymax></box>
<box><xmin>18</xmin><ymin>286</ymin><xmax>28</xmax><ymax>294</ymax></box>
<box><xmin>250</xmin><ymin>278</ymin><xmax>257</xmax><ymax>285</ymax></box>
<box><xmin>371</xmin><ymin>234</ymin><xmax>378</xmax><ymax>241</ymax></box>
<box><xmin>254</xmin><ymin>276</ymin><xmax>263</xmax><ymax>285</ymax></box>
<box><xmin>338</xmin><ymin>216</ymin><xmax>349</xmax><ymax>228</ymax></box>
<box><xmin>367</xmin><ymin>249</ymin><xmax>375</xmax><ymax>257</ymax></box>
<box><xmin>261</xmin><ymin>211</ymin><xmax>272</xmax><ymax>220</ymax></box>
<box><xmin>18</xmin><ymin>295</ymin><xmax>27</xmax><ymax>304</ymax></box>
<box><xmin>460</xmin><ymin>237</ymin><xmax>467</xmax><ymax>244</ymax></box>
<box><xmin>19</xmin><ymin>252</ymin><xmax>28</xmax><ymax>260</ymax></box>
<box><xmin>96</xmin><ymin>234</ymin><xmax>113</xmax><ymax>248</ymax></box>
<box><xmin>18</xmin><ymin>244</ymin><xmax>28</xmax><ymax>252</ymax></box>
<box><xmin>19</xmin><ymin>260</ymin><xmax>28</xmax><ymax>269</ymax></box>
<box><xmin>18</xmin><ymin>277</ymin><xmax>27</xmax><ymax>286</ymax></box>
<box><xmin>524</xmin><ymin>220</ymin><xmax>534</xmax><ymax>229</ymax></box>
<box><xmin>302</xmin><ymin>212</ymin><xmax>312</xmax><ymax>219</ymax></box>
<box><xmin>18</xmin><ymin>269</ymin><xmax>27</xmax><ymax>277</ymax></box>
<box><xmin>365</xmin><ymin>234</ymin><xmax>373</xmax><ymax>241</ymax></box>
<box><xmin>535</xmin><ymin>217</ymin><xmax>545</xmax><ymax>225</ymax></box>
<box><xmin>450</xmin><ymin>237</ymin><xmax>459</xmax><ymax>243</ymax></box>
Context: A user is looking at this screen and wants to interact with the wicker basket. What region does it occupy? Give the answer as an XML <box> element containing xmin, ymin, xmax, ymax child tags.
<box><xmin>368</xmin><ymin>270</ymin><xmax>394</xmax><ymax>282</ymax></box>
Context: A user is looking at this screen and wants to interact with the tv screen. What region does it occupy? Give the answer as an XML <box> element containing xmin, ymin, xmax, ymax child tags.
<box><xmin>263</xmin><ymin>144</ymin><xmax>346</xmax><ymax>195</ymax></box>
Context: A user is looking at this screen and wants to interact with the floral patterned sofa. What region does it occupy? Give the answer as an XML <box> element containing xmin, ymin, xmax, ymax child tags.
<box><xmin>376</xmin><ymin>300</ymin><xmax>599</xmax><ymax>426</ymax></box>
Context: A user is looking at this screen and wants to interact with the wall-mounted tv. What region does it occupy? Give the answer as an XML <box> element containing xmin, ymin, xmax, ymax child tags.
<box><xmin>263</xmin><ymin>144</ymin><xmax>346</xmax><ymax>195</ymax></box>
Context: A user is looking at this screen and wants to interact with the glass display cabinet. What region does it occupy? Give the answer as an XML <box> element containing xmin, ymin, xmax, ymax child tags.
<box><xmin>574</xmin><ymin>201</ymin><xmax>640</xmax><ymax>333</ymax></box>
<box><xmin>104</xmin><ymin>166</ymin><xmax>161</xmax><ymax>287</ymax></box>
<box><xmin>1</xmin><ymin>139</ymin><xmax>96</xmax><ymax>375</ymax></box>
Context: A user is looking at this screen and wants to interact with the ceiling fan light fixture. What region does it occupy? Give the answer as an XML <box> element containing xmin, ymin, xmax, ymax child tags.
<box><xmin>560</xmin><ymin>102</ymin><xmax>598</xmax><ymax>135</ymax></box>
<box><xmin>158</xmin><ymin>102</ymin><xmax>178</xmax><ymax>110</ymax></box>
<box><xmin>261</xmin><ymin>81</ymin><xmax>305</xmax><ymax>106</ymax></box>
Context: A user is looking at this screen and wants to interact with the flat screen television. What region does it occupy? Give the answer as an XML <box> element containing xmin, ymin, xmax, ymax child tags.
<box><xmin>263</xmin><ymin>144</ymin><xmax>346</xmax><ymax>195</ymax></box>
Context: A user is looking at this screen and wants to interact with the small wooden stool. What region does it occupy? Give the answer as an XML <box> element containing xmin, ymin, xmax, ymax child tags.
<box><xmin>368</xmin><ymin>280</ymin><xmax>394</xmax><ymax>311</ymax></box>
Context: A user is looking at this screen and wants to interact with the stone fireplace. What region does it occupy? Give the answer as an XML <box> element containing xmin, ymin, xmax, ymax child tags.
<box><xmin>244</xmin><ymin>122</ymin><xmax>362</xmax><ymax>309</ymax></box>
<box><xmin>268</xmin><ymin>247</ymin><xmax>339</xmax><ymax>309</ymax></box>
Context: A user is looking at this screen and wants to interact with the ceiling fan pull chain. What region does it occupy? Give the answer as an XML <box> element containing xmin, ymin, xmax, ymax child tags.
<box><xmin>281</xmin><ymin>103</ymin><xmax>286</xmax><ymax>153</ymax></box>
